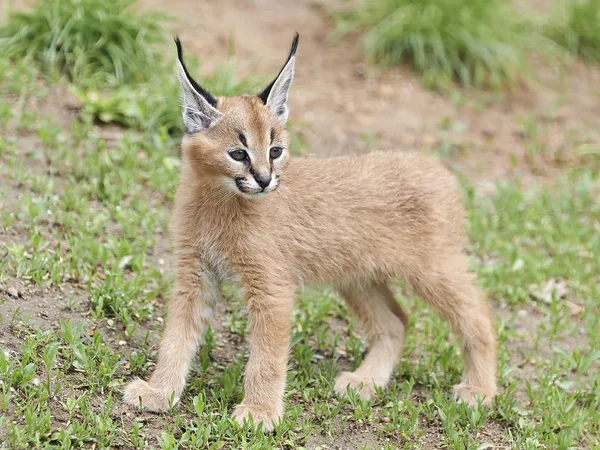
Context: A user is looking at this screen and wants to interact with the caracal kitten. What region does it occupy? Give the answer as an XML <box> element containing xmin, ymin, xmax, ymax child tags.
<box><xmin>123</xmin><ymin>33</ymin><xmax>497</xmax><ymax>431</ymax></box>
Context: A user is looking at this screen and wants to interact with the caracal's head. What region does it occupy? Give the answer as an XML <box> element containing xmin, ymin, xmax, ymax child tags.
<box><xmin>175</xmin><ymin>34</ymin><xmax>298</xmax><ymax>199</ymax></box>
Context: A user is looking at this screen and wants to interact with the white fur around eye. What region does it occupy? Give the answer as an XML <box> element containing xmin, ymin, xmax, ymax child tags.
<box><xmin>228</xmin><ymin>148</ymin><xmax>256</xmax><ymax>165</ymax></box>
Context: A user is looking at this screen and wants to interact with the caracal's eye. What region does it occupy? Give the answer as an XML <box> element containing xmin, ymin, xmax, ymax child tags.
<box><xmin>229</xmin><ymin>149</ymin><xmax>248</xmax><ymax>162</ymax></box>
<box><xmin>270</xmin><ymin>147</ymin><xmax>283</xmax><ymax>159</ymax></box>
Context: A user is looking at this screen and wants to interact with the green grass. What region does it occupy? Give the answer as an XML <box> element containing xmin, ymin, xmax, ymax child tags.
<box><xmin>334</xmin><ymin>0</ymin><xmax>532</xmax><ymax>90</ymax></box>
<box><xmin>543</xmin><ymin>0</ymin><xmax>600</xmax><ymax>63</ymax></box>
<box><xmin>0</xmin><ymin>0</ymin><xmax>167</xmax><ymax>87</ymax></box>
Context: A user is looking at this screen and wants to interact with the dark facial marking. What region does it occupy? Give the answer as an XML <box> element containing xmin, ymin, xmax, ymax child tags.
<box><xmin>270</xmin><ymin>128</ymin><xmax>275</xmax><ymax>145</ymax></box>
<box><xmin>238</xmin><ymin>133</ymin><xmax>247</xmax><ymax>148</ymax></box>
<box><xmin>235</xmin><ymin>177</ymin><xmax>245</xmax><ymax>192</ymax></box>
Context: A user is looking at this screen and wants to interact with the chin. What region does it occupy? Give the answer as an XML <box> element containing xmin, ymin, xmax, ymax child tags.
<box><xmin>239</xmin><ymin>191</ymin><xmax>269</xmax><ymax>200</ymax></box>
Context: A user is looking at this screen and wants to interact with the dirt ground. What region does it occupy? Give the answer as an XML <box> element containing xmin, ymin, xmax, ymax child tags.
<box><xmin>1</xmin><ymin>0</ymin><xmax>599</xmax><ymax>448</ymax></box>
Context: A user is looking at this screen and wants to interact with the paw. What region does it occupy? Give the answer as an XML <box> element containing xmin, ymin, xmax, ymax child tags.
<box><xmin>334</xmin><ymin>371</ymin><xmax>377</xmax><ymax>401</ymax></box>
<box><xmin>232</xmin><ymin>403</ymin><xmax>280</xmax><ymax>432</ymax></box>
<box><xmin>123</xmin><ymin>378</ymin><xmax>179</xmax><ymax>411</ymax></box>
<box><xmin>454</xmin><ymin>383</ymin><xmax>495</xmax><ymax>407</ymax></box>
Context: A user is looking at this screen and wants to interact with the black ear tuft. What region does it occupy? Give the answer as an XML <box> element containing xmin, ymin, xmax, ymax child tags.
<box><xmin>288</xmin><ymin>32</ymin><xmax>300</xmax><ymax>58</ymax></box>
<box><xmin>257</xmin><ymin>33</ymin><xmax>299</xmax><ymax>105</ymax></box>
<box><xmin>174</xmin><ymin>36</ymin><xmax>218</xmax><ymax>108</ymax></box>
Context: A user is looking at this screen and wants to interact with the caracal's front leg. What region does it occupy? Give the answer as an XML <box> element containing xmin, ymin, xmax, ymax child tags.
<box><xmin>124</xmin><ymin>256</ymin><xmax>218</xmax><ymax>410</ymax></box>
<box><xmin>233</xmin><ymin>280</ymin><xmax>295</xmax><ymax>432</ymax></box>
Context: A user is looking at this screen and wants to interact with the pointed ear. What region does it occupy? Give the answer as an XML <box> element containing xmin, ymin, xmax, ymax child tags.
<box><xmin>257</xmin><ymin>33</ymin><xmax>299</xmax><ymax>125</ymax></box>
<box><xmin>174</xmin><ymin>37</ymin><xmax>222</xmax><ymax>134</ymax></box>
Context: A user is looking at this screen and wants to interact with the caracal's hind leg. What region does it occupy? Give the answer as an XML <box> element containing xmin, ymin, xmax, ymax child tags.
<box><xmin>409</xmin><ymin>256</ymin><xmax>497</xmax><ymax>406</ymax></box>
<box><xmin>334</xmin><ymin>282</ymin><xmax>408</xmax><ymax>400</ymax></box>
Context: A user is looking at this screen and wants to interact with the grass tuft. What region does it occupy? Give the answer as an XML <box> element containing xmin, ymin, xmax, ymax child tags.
<box><xmin>543</xmin><ymin>0</ymin><xmax>600</xmax><ymax>63</ymax></box>
<box><xmin>335</xmin><ymin>0</ymin><xmax>532</xmax><ymax>90</ymax></box>
<box><xmin>0</xmin><ymin>0</ymin><xmax>167</xmax><ymax>87</ymax></box>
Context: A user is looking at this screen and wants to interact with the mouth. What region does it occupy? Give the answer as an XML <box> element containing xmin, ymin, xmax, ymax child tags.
<box><xmin>235</xmin><ymin>178</ymin><xmax>278</xmax><ymax>198</ymax></box>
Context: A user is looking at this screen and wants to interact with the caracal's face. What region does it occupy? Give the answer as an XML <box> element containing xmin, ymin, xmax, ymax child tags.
<box><xmin>175</xmin><ymin>34</ymin><xmax>298</xmax><ymax>200</ymax></box>
<box><xmin>182</xmin><ymin>96</ymin><xmax>291</xmax><ymax>199</ymax></box>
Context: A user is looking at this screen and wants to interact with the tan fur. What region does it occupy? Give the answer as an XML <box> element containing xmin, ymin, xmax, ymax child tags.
<box><xmin>123</xmin><ymin>84</ymin><xmax>497</xmax><ymax>433</ymax></box>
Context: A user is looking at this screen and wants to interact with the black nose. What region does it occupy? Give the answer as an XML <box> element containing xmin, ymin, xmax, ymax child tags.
<box><xmin>254</xmin><ymin>173</ymin><xmax>271</xmax><ymax>189</ymax></box>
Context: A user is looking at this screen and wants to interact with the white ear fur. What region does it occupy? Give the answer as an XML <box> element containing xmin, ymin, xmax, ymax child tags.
<box><xmin>258</xmin><ymin>33</ymin><xmax>299</xmax><ymax>125</ymax></box>
<box><xmin>265</xmin><ymin>56</ymin><xmax>295</xmax><ymax>124</ymax></box>
<box><xmin>176</xmin><ymin>61</ymin><xmax>221</xmax><ymax>134</ymax></box>
<box><xmin>174</xmin><ymin>38</ymin><xmax>221</xmax><ymax>134</ymax></box>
